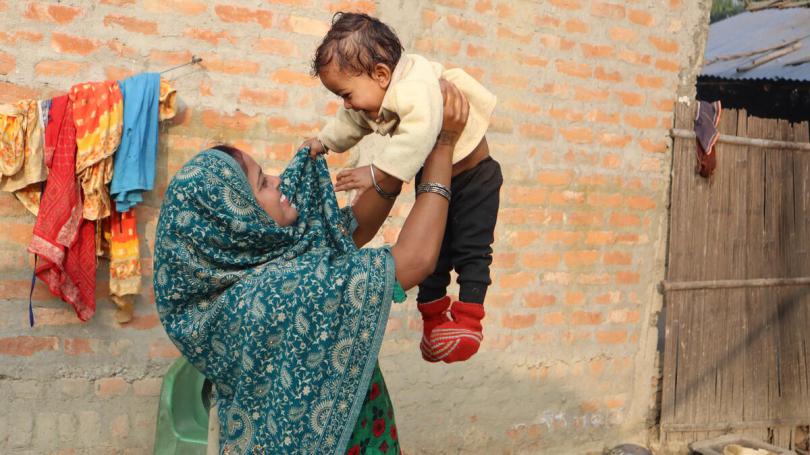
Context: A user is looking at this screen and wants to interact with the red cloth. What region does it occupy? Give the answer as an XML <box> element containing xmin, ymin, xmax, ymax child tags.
<box><xmin>28</xmin><ymin>95</ymin><xmax>96</xmax><ymax>321</ymax></box>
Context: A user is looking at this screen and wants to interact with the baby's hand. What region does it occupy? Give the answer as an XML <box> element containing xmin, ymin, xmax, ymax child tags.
<box><xmin>300</xmin><ymin>137</ymin><xmax>326</xmax><ymax>158</ymax></box>
<box><xmin>335</xmin><ymin>165</ymin><xmax>373</xmax><ymax>201</ymax></box>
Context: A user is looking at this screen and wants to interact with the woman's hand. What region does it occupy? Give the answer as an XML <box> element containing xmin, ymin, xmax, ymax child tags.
<box><xmin>437</xmin><ymin>78</ymin><xmax>469</xmax><ymax>146</ymax></box>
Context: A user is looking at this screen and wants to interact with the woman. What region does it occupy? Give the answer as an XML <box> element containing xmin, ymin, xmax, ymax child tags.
<box><xmin>154</xmin><ymin>82</ymin><xmax>469</xmax><ymax>454</ymax></box>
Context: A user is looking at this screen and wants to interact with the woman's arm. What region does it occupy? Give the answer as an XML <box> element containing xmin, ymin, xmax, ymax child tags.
<box><xmin>391</xmin><ymin>81</ymin><xmax>468</xmax><ymax>289</ymax></box>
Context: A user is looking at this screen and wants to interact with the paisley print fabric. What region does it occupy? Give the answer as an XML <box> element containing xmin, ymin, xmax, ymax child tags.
<box><xmin>154</xmin><ymin>148</ymin><xmax>395</xmax><ymax>454</ymax></box>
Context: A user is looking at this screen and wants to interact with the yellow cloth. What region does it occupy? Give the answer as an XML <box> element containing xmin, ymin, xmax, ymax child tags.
<box><xmin>318</xmin><ymin>53</ymin><xmax>497</xmax><ymax>182</ymax></box>
<box><xmin>0</xmin><ymin>100</ymin><xmax>47</xmax><ymax>215</ymax></box>
<box><xmin>70</xmin><ymin>81</ymin><xmax>123</xmax><ymax>221</ymax></box>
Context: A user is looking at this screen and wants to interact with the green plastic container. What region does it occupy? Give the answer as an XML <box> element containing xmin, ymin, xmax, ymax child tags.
<box><xmin>154</xmin><ymin>357</ymin><xmax>209</xmax><ymax>455</ymax></box>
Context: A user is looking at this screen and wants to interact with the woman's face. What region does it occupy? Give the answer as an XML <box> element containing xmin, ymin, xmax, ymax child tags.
<box><xmin>240</xmin><ymin>151</ymin><xmax>298</xmax><ymax>227</ymax></box>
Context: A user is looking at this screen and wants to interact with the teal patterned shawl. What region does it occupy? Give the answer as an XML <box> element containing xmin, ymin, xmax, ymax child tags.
<box><xmin>153</xmin><ymin>148</ymin><xmax>395</xmax><ymax>454</ymax></box>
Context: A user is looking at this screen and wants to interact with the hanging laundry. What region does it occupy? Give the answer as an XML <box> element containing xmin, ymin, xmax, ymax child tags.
<box><xmin>101</xmin><ymin>204</ymin><xmax>142</xmax><ymax>323</ymax></box>
<box><xmin>0</xmin><ymin>99</ymin><xmax>48</xmax><ymax>215</ymax></box>
<box><xmin>70</xmin><ymin>80</ymin><xmax>123</xmax><ymax>220</ymax></box>
<box><xmin>28</xmin><ymin>96</ymin><xmax>96</xmax><ymax>321</ymax></box>
<box><xmin>694</xmin><ymin>100</ymin><xmax>722</xmax><ymax>178</ymax></box>
<box><xmin>159</xmin><ymin>78</ymin><xmax>177</xmax><ymax>122</ymax></box>
<box><xmin>109</xmin><ymin>73</ymin><xmax>160</xmax><ymax>212</ymax></box>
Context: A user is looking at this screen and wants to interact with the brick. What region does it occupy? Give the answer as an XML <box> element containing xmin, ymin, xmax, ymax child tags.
<box><xmin>556</xmin><ymin>59</ymin><xmax>591</xmax><ymax>79</ymax></box>
<box><xmin>254</xmin><ymin>37</ymin><xmax>298</xmax><ymax>57</ymax></box>
<box><xmin>591</xmin><ymin>1</ymin><xmax>625</xmax><ymax>19</ymax></box>
<box><xmin>0</xmin><ymin>336</ymin><xmax>58</xmax><ymax>356</ymax></box>
<box><xmin>328</xmin><ymin>1</ymin><xmax>375</xmax><ymax>13</ymax></box>
<box><xmin>567</xmin><ymin>211</ymin><xmax>601</xmax><ymax>226</ymax></box>
<box><xmin>51</xmin><ymin>32</ymin><xmax>99</xmax><ymax>55</ymax></box>
<box><xmin>201</xmin><ymin>55</ymin><xmax>260</xmax><ymax>75</ymax></box>
<box><xmin>0</xmin><ymin>30</ymin><xmax>44</xmax><ymax>45</ymax></box>
<box><xmin>0</xmin><ymin>50</ymin><xmax>14</xmax><ymax>75</ymax></box>
<box><xmin>271</xmin><ymin>68</ymin><xmax>320</xmax><ymax>87</ymax></box>
<box><xmin>501</xmin><ymin>313</ymin><xmax>537</xmax><ymax>329</ymax></box>
<box><xmin>101</xmin><ymin>0</ymin><xmax>135</xmax><ymax>4</ymax></box>
<box><xmin>596</xmin><ymin>330</ymin><xmax>628</xmax><ymax>344</ymax></box>
<box><xmin>609</xmin><ymin>212</ymin><xmax>641</xmax><ymax>227</ymax></box>
<box><xmin>282</xmin><ymin>15</ymin><xmax>330</xmax><ymax>36</ymax></box>
<box><xmin>434</xmin><ymin>0</ymin><xmax>466</xmax><ymax>8</ymax></box>
<box><xmin>522</xmin><ymin>292</ymin><xmax>556</xmax><ymax>308</ymax></box>
<box><xmin>572</xmin><ymin>311</ymin><xmax>603</xmax><ymax>325</ymax></box>
<box><xmin>496</xmin><ymin>27</ymin><xmax>531</xmax><ymax>44</ymax></box>
<box><xmin>127</xmin><ymin>312</ymin><xmax>159</xmax><ymax>330</ymax></box>
<box><xmin>504</xmin><ymin>99</ymin><xmax>540</xmax><ymax>114</ymax></box>
<box><xmin>565</xmin><ymin>291</ymin><xmax>585</xmax><ymax>306</ymax></box>
<box><xmin>656</xmin><ymin>58</ymin><xmax>680</xmax><ymax>72</ymax></box>
<box><xmin>598</xmin><ymin>133</ymin><xmax>632</xmax><ymax>148</ymax></box>
<box><xmin>609</xmin><ymin>26</ymin><xmax>637</xmax><ymax>42</ymax></box>
<box><xmin>64</xmin><ymin>338</ymin><xmax>96</xmax><ymax>355</ymax></box>
<box><xmin>574</xmin><ymin>86</ymin><xmax>609</xmax><ymax>102</ymax></box>
<box><xmin>549</xmin><ymin>190</ymin><xmax>584</xmax><ymax>205</ymax></box>
<box><xmin>581</xmin><ymin>43</ymin><xmax>613</xmax><ymax>58</ymax></box>
<box><xmin>201</xmin><ymin>110</ymin><xmax>259</xmax><ymax>132</ymax></box>
<box><xmin>514</xmin><ymin>51</ymin><xmax>548</xmax><ymax>67</ymax></box>
<box><xmin>543</xmin><ymin>311</ymin><xmax>565</xmax><ymax>325</ymax></box>
<box><xmin>586</xmin><ymin>231</ymin><xmax>617</xmax><ymax>245</ymax></box>
<box><xmin>143</xmin><ymin>0</ymin><xmax>208</xmax><ymax>15</ymax></box>
<box><xmin>564</xmin><ymin>250</ymin><xmax>599</xmax><ymax>267</ymax></box>
<box><xmin>77</xmin><ymin>411</ymin><xmax>101</xmax><ymax>446</ymax></box>
<box><xmin>518</xmin><ymin>123</ymin><xmax>553</xmax><ymax>140</ymax></box>
<box><xmin>448</xmin><ymin>15</ymin><xmax>485</xmax><ymax>36</ymax></box>
<box><xmin>636</xmin><ymin>74</ymin><xmax>665</xmax><ymax>89</ymax></box>
<box><xmin>185</xmin><ymin>28</ymin><xmax>237</xmax><ymax>45</ymax></box>
<box><xmin>561</xmin><ymin>127</ymin><xmax>593</xmax><ymax>144</ymax></box>
<box><xmin>639</xmin><ymin>137</ymin><xmax>668</xmax><ymax>153</ymax></box>
<box><xmin>537</xmin><ymin>170</ymin><xmax>574</xmax><ymax>186</ymax></box>
<box><xmin>24</xmin><ymin>3</ymin><xmax>82</xmax><ymax>24</ymax></box>
<box><xmin>103</xmin><ymin>14</ymin><xmax>158</xmax><ymax>34</ymax></box>
<box><xmin>492</xmin><ymin>74</ymin><xmax>529</xmax><ymax>89</ymax></box>
<box><xmin>565</xmin><ymin>18</ymin><xmax>589</xmax><ymax>33</ymax></box>
<box><xmin>594</xmin><ymin>66</ymin><xmax>621</xmax><ymax>82</ymax></box>
<box><xmin>617</xmin><ymin>49</ymin><xmax>653</xmax><ymax>66</ymax></box>
<box><xmin>414</xmin><ymin>37</ymin><xmax>461</xmax><ymax>55</ymax></box>
<box><xmin>628</xmin><ymin>9</ymin><xmax>654</xmax><ymax>26</ymax></box>
<box><xmin>95</xmin><ymin>377</ymin><xmax>129</xmax><ymax>397</ymax></box>
<box><xmin>625</xmin><ymin>113</ymin><xmax>658</xmax><ymax>129</ymax></box>
<box><xmin>239</xmin><ymin>88</ymin><xmax>287</xmax><ymax>107</ymax></box>
<box><xmin>546</xmin><ymin>230</ymin><xmax>582</xmax><ymax>245</ymax></box>
<box><xmin>110</xmin><ymin>414</ymin><xmax>129</xmax><ymax>440</ymax></box>
<box><xmin>549</xmin><ymin>0</ymin><xmax>582</xmax><ymax>10</ymax></box>
<box><xmin>534</xmin><ymin>14</ymin><xmax>561</xmax><ymax>28</ymax></box>
<box><xmin>521</xmin><ymin>252</ymin><xmax>560</xmax><ymax>269</ymax></box>
<box><xmin>616</xmin><ymin>271</ymin><xmax>640</xmax><ymax>284</ymax></box>
<box><xmin>500</xmin><ymin>271</ymin><xmax>535</xmax><ymax>289</ymax></box>
<box><xmin>616</xmin><ymin>91</ymin><xmax>645</xmax><ymax>106</ymax></box>
<box><xmin>649</xmin><ymin>36</ymin><xmax>679</xmax><ymax>53</ymax></box>
<box><xmin>266</xmin><ymin>117</ymin><xmax>319</xmax><ymax>136</ymax></box>
<box><xmin>214</xmin><ymin>5</ymin><xmax>273</xmax><ymax>28</ymax></box>
<box><xmin>509</xmin><ymin>231</ymin><xmax>541</xmax><ymax>247</ymax></box>
<box><xmin>422</xmin><ymin>9</ymin><xmax>439</xmax><ymax>26</ymax></box>
<box><xmin>34</xmin><ymin>59</ymin><xmax>84</xmax><ymax>77</ymax></box>
<box><xmin>149</xmin><ymin>339</ymin><xmax>181</xmax><ymax>359</ymax></box>
<box><xmin>604</xmin><ymin>251</ymin><xmax>632</xmax><ymax>265</ymax></box>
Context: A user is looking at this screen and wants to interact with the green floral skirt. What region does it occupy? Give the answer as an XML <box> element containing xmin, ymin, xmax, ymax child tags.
<box><xmin>345</xmin><ymin>363</ymin><xmax>400</xmax><ymax>454</ymax></box>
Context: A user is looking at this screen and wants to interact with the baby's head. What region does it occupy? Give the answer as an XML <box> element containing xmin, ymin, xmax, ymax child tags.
<box><xmin>311</xmin><ymin>12</ymin><xmax>403</xmax><ymax>118</ymax></box>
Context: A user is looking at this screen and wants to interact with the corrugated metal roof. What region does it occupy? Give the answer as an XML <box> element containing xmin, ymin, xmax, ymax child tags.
<box><xmin>701</xmin><ymin>8</ymin><xmax>810</xmax><ymax>81</ymax></box>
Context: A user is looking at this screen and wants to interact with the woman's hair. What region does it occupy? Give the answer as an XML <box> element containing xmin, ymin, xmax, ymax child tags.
<box><xmin>212</xmin><ymin>144</ymin><xmax>248</xmax><ymax>175</ymax></box>
<box><xmin>311</xmin><ymin>12</ymin><xmax>403</xmax><ymax>77</ymax></box>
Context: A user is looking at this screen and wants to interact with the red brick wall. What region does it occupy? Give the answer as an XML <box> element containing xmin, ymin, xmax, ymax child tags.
<box><xmin>0</xmin><ymin>1</ymin><xmax>709</xmax><ymax>452</ymax></box>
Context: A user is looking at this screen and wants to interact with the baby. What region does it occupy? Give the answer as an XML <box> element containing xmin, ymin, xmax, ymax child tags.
<box><xmin>301</xmin><ymin>12</ymin><xmax>502</xmax><ymax>363</ymax></box>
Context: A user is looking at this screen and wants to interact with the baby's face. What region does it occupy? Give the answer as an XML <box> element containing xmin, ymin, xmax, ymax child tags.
<box><xmin>319</xmin><ymin>62</ymin><xmax>388</xmax><ymax>119</ymax></box>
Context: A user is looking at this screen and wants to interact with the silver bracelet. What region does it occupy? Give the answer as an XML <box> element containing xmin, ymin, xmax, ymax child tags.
<box><xmin>416</xmin><ymin>182</ymin><xmax>451</xmax><ymax>202</ymax></box>
<box><xmin>370</xmin><ymin>164</ymin><xmax>400</xmax><ymax>200</ymax></box>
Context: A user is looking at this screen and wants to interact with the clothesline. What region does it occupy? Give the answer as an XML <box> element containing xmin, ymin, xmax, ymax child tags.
<box><xmin>1</xmin><ymin>70</ymin><xmax>180</xmax><ymax>326</ymax></box>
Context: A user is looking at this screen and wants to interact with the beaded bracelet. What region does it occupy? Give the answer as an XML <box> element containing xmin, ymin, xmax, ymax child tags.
<box><xmin>416</xmin><ymin>182</ymin><xmax>451</xmax><ymax>202</ymax></box>
<box><xmin>370</xmin><ymin>164</ymin><xmax>400</xmax><ymax>200</ymax></box>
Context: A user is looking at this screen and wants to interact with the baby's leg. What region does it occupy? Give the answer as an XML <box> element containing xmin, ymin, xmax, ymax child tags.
<box><xmin>427</xmin><ymin>157</ymin><xmax>503</xmax><ymax>363</ymax></box>
<box><xmin>414</xmin><ymin>168</ymin><xmax>454</xmax><ymax>362</ymax></box>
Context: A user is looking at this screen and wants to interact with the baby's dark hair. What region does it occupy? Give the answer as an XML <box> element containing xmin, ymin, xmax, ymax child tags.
<box><xmin>311</xmin><ymin>12</ymin><xmax>404</xmax><ymax>77</ymax></box>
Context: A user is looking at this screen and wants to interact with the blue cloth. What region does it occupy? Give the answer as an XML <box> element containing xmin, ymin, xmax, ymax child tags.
<box><xmin>153</xmin><ymin>148</ymin><xmax>395</xmax><ymax>454</ymax></box>
<box><xmin>110</xmin><ymin>72</ymin><xmax>160</xmax><ymax>212</ymax></box>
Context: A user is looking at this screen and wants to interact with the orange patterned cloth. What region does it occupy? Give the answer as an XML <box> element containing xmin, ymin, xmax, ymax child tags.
<box><xmin>159</xmin><ymin>78</ymin><xmax>177</xmax><ymax>121</ymax></box>
<box><xmin>102</xmin><ymin>205</ymin><xmax>142</xmax><ymax>323</ymax></box>
<box><xmin>69</xmin><ymin>80</ymin><xmax>123</xmax><ymax>220</ymax></box>
<box><xmin>0</xmin><ymin>99</ymin><xmax>47</xmax><ymax>215</ymax></box>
